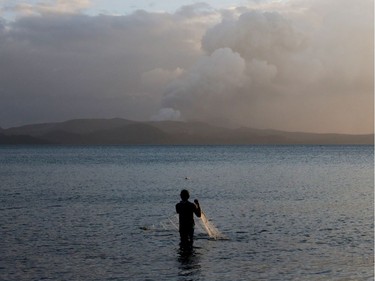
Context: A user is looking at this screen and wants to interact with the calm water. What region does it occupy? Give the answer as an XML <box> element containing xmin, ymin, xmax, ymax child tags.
<box><xmin>0</xmin><ymin>145</ymin><xmax>373</xmax><ymax>281</ymax></box>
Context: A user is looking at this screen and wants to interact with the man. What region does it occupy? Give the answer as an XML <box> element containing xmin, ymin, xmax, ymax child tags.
<box><xmin>176</xmin><ymin>189</ymin><xmax>201</xmax><ymax>249</ymax></box>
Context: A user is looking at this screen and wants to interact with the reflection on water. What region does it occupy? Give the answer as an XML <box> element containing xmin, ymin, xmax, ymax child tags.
<box><xmin>177</xmin><ymin>248</ymin><xmax>201</xmax><ymax>280</ymax></box>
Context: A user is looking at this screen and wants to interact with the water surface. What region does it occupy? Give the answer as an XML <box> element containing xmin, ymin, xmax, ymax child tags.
<box><xmin>0</xmin><ymin>145</ymin><xmax>373</xmax><ymax>280</ymax></box>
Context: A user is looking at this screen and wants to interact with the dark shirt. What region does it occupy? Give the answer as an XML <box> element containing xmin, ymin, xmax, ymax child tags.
<box><xmin>176</xmin><ymin>200</ymin><xmax>201</xmax><ymax>231</ymax></box>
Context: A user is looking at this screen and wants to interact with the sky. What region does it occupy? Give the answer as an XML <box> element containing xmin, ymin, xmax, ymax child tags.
<box><xmin>0</xmin><ymin>0</ymin><xmax>373</xmax><ymax>134</ymax></box>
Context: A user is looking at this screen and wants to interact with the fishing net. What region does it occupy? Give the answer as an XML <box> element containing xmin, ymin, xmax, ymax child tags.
<box><xmin>198</xmin><ymin>211</ymin><xmax>227</xmax><ymax>240</ymax></box>
<box><xmin>141</xmin><ymin>209</ymin><xmax>227</xmax><ymax>240</ymax></box>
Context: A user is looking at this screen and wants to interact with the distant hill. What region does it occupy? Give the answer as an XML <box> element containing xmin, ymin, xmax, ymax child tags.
<box><xmin>5</xmin><ymin>118</ymin><xmax>136</xmax><ymax>136</ymax></box>
<box><xmin>1</xmin><ymin>118</ymin><xmax>373</xmax><ymax>145</ymax></box>
<box><xmin>0</xmin><ymin>133</ymin><xmax>51</xmax><ymax>145</ymax></box>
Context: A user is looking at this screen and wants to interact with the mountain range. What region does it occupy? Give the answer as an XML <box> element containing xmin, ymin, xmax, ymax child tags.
<box><xmin>0</xmin><ymin>118</ymin><xmax>373</xmax><ymax>145</ymax></box>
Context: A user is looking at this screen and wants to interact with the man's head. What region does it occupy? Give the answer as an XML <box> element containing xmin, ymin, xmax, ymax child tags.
<box><xmin>180</xmin><ymin>189</ymin><xmax>190</xmax><ymax>201</ymax></box>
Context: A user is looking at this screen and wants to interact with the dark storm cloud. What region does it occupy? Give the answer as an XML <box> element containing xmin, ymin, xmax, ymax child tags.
<box><xmin>0</xmin><ymin>0</ymin><xmax>373</xmax><ymax>134</ymax></box>
<box><xmin>0</xmin><ymin>7</ymin><xmax>211</xmax><ymax>127</ymax></box>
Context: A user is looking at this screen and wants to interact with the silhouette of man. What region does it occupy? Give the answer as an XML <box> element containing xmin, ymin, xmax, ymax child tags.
<box><xmin>176</xmin><ymin>189</ymin><xmax>201</xmax><ymax>249</ymax></box>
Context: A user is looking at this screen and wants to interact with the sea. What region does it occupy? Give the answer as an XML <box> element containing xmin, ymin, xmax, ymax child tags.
<box><xmin>0</xmin><ymin>145</ymin><xmax>373</xmax><ymax>281</ymax></box>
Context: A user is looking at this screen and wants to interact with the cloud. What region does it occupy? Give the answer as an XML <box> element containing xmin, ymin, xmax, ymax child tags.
<box><xmin>151</xmin><ymin>107</ymin><xmax>181</xmax><ymax>122</ymax></box>
<box><xmin>246</xmin><ymin>59</ymin><xmax>278</xmax><ymax>84</ymax></box>
<box><xmin>141</xmin><ymin>67</ymin><xmax>184</xmax><ymax>94</ymax></box>
<box><xmin>2</xmin><ymin>0</ymin><xmax>91</xmax><ymax>17</ymax></box>
<box><xmin>203</xmin><ymin>10</ymin><xmax>306</xmax><ymax>59</ymax></box>
<box><xmin>0</xmin><ymin>0</ymin><xmax>373</xmax><ymax>134</ymax></box>
<box><xmin>163</xmin><ymin>1</ymin><xmax>373</xmax><ymax>132</ymax></box>
<box><xmin>0</xmin><ymin>6</ymin><xmax>215</xmax><ymax>126</ymax></box>
<box><xmin>161</xmin><ymin>48</ymin><xmax>246</xmax><ymax>123</ymax></box>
